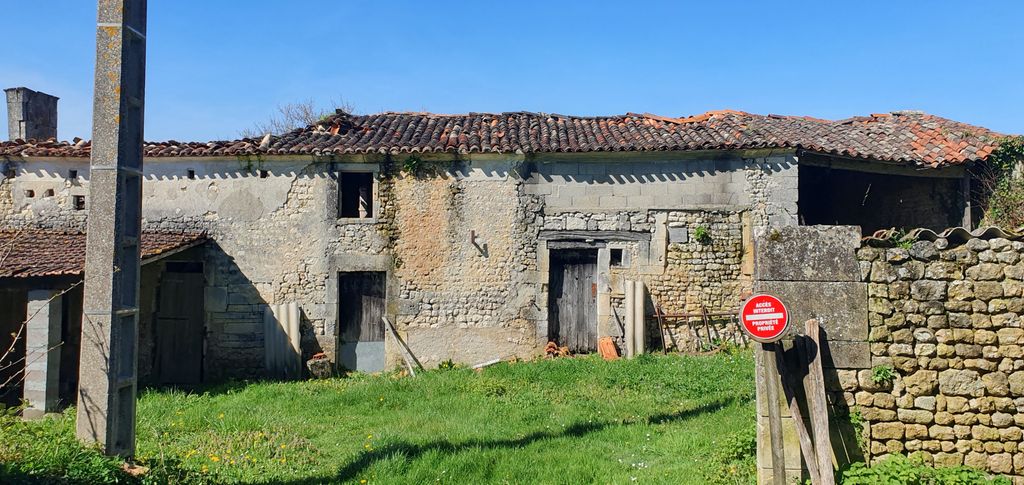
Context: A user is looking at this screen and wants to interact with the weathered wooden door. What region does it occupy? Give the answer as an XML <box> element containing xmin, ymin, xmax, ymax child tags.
<box><xmin>338</xmin><ymin>272</ymin><xmax>386</xmax><ymax>372</ymax></box>
<box><xmin>0</xmin><ymin>290</ymin><xmax>27</xmax><ymax>406</ymax></box>
<box><xmin>154</xmin><ymin>264</ymin><xmax>205</xmax><ymax>385</ymax></box>
<box><xmin>549</xmin><ymin>250</ymin><xmax>598</xmax><ymax>352</ymax></box>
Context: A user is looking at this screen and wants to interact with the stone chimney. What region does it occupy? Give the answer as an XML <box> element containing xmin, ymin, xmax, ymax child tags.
<box><xmin>5</xmin><ymin>87</ymin><xmax>59</xmax><ymax>141</ymax></box>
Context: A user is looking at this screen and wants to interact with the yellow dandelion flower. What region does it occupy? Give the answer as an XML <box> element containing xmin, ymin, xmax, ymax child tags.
<box><xmin>201</xmin><ymin>465</ymin><xmax>208</xmax><ymax>473</ymax></box>
<box><xmin>280</xmin><ymin>458</ymin><xmax>287</xmax><ymax>464</ymax></box>
<box><xmin>218</xmin><ymin>413</ymin><xmax>225</xmax><ymax>419</ymax></box>
<box><xmin>364</xmin><ymin>444</ymin><xmax>371</xmax><ymax>449</ymax></box>
<box><xmin>230</xmin><ymin>460</ymin><xmax>236</xmax><ymax>465</ymax></box>
<box><xmin>367</xmin><ymin>434</ymin><xmax>373</xmax><ymax>439</ymax></box>
<box><xmin>210</xmin><ymin>455</ymin><xmax>220</xmax><ymax>462</ymax></box>
<box><xmin>280</xmin><ymin>444</ymin><xmax>287</xmax><ymax>449</ymax></box>
<box><xmin>360</xmin><ymin>480</ymin><xmax>367</xmax><ymax>484</ymax></box>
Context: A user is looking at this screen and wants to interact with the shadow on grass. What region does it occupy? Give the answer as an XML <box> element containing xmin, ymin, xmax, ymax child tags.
<box><xmin>243</xmin><ymin>394</ymin><xmax>746</xmax><ymax>485</ymax></box>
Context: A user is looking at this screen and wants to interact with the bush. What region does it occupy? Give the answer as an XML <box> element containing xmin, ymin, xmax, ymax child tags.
<box><xmin>840</xmin><ymin>454</ymin><xmax>1011</xmax><ymax>485</ymax></box>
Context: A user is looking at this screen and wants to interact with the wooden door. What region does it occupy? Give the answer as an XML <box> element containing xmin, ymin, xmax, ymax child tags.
<box><xmin>338</xmin><ymin>272</ymin><xmax>385</xmax><ymax>372</ymax></box>
<box><xmin>154</xmin><ymin>265</ymin><xmax>205</xmax><ymax>385</ymax></box>
<box><xmin>549</xmin><ymin>250</ymin><xmax>598</xmax><ymax>352</ymax></box>
<box><xmin>0</xmin><ymin>289</ymin><xmax>26</xmax><ymax>406</ymax></box>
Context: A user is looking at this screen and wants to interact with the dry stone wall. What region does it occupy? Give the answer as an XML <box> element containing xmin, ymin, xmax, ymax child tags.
<box><xmin>853</xmin><ymin>236</ymin><xmax>1024</xmax><ymax>479</ymax></box>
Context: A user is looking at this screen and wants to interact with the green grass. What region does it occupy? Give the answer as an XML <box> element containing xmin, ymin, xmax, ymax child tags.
<box><xmin>2</xmin><ymin>352</ymin><xmax>757</xmax><ymax>484</ymax></box>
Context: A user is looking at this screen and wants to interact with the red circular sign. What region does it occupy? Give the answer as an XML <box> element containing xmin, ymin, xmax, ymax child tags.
<box><xmin>739</xmin><ymin>294</ymin><xmax>790</xmax><ymax>343</ymax></box>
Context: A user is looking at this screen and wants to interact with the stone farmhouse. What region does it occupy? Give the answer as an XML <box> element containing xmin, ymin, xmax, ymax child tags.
<box><xmin>0</xmin><ymin>87</ymin><xmax>1005</xmax><ymax>412</ymax></box>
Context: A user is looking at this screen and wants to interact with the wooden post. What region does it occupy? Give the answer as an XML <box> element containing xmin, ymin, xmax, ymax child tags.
<box><xmin>804</xmin><ymin>319</ymin><xmax>836</xmax><ymax>485</ymax></box>
<box><xmin>763</xmin><ymin>343</ymin><xmax>786</xmax><ymax>485</ymax></box>
<box><xmin>774</xmin><ymin>346</ymin><xmax>821</xmax><ymax>483</ymax></box>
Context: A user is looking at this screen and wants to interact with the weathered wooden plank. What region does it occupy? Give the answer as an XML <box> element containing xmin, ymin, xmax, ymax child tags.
<box><xmin>805</xmin><ymin>319</ymin><xmax>836</xmax><ymax>485</ymax></box>
<box><xmin>763</xmin><ymin>343</ymin><xmax>786</xmax><ymax>485</ymax></box>
<box><xmin>775</xmin><ymin>345</ymin><xmax>820</xmax><ymax>483</ymax></box>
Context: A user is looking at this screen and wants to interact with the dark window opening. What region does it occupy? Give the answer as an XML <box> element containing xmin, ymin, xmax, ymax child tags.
<box><xmin>44</xmin><ymin>189</ymin><xmax>54</xmax><ymax>197</ymax></box>
<box><xmin>73</xmin><ymin>195</ymin><xmax>86</xmax><ymax>210</ymax></box>
<box><xmin>187</xmin><ymin>169</ymin><xmax>196</xmax><ymax>180</ymax></box>
<box><xmin>68</xmin><ymin>170</ymin><xmax>78</xmax><ymax>180</ymax></box>
<box><xmin>24</xmin><ymin>190</ymin><xmax>34</xmax><ymax>198</ymax></box>
<box><xmin>609</xmin><ymin>248</ymin><xmax>624</xmax><ymax>267</ymax></box>
<box><xmin>339</xmin><ymin>172</ymin><xmax>374</xmax><ymax>219</ymax></box>
<box><xmin>259</xmin><ymin>170</ymin><xmax>269</xmax><ymax>179</ymax></box>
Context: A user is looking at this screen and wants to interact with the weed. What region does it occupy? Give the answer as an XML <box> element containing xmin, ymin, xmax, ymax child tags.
<box><xmin>871</xmin><ymin>365</ymin><xmax>895</xmax><ymax>385</ymax></box>
<box><xmin>840</xmin><ymin>453</ymin><xmax>1010</xmax><ymax>484</ymax></box>
<box><xmin>693</xmin><ymin>224</ymin><xmax>712</xmax><ymax>245</ymax></box>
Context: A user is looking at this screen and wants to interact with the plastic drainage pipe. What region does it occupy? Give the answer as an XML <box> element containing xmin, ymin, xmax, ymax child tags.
<box><xmin>624</xmin><ymin>280</ymin><xmax>635</xmax><ymax>358</ymax></box>
<box><xmin>634</xmin><ymin>281</ymin><xmax>645</xmax><ymax>355</ymax></box>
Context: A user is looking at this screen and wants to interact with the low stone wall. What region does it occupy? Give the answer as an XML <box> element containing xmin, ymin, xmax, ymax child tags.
<box><xmin>853</xmin><ymin>236</ymin><xmax>1024</xmax><ymax>478</ymax></box>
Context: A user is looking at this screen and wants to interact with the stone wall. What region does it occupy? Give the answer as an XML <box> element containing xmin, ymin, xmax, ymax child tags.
<box><xmin>0</xmin><ymin>151</ymin><xmax>799</xmax><ymax>376</ymax></box>
<box><xmin>853</xmin><ymin>236</ymin><xmax>1024</xmax><ymax>479</ymax></box>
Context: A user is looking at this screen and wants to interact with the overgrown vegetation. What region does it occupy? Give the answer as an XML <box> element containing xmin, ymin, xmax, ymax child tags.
<box><xmin>1</xmin><ymin>353</ymin><xmax>756</xmax><ymax>484</ymax></box>
<box><xmin>840</xmin><ymin>453</ymin><xmax>1011</xmax><ymax>484</ymax></box>
<box><xmin>978</xmin><ymin>136</ymin><xmax>1024</xmax><ymax>229</ymax></box>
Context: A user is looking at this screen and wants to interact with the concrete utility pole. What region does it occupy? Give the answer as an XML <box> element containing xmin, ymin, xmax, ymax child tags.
<box><xmin>77</xmin><ymin>0</ymin><xmax>147</xmax><ymax>457</ymax></box>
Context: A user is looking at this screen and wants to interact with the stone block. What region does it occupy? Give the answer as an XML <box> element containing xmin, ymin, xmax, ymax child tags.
<box><xmin>753</xmin><ymin>281</ymin><xmax>868</xmax><ymax>342</ymax></box>
<box><xmin>822</xmin><ymin>340</ymin><xmax>870</xmax><ymax>369</ymax></box>
<box><xmin>755</xmin><ymin>225</ymin><xmax>861</xmax><ymax>282</ymax></box>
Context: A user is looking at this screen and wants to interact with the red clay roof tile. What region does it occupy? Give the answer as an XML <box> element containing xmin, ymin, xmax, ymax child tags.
<box><xmin>0</xmin><ymin>110</ymin><xmax>1007</xmax><ymax>168</ymax></box>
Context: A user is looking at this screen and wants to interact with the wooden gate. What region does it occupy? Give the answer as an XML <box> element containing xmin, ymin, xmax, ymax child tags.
<box><xmin>154</xmin><ymin>263</ymin><xmax>205</xmax><ymax>385</ymax></box>
<box><xmin>338</xmin><ymin>272</ymin><xmax>386</xmax><ymax>372</ymax></box>
<box><xmin>549</xmin><ymin>249</ymin><xmax>599</xmax><ymax>352</ymax></box>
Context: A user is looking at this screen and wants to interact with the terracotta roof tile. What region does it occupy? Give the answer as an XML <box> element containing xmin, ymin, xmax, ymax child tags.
<box><xmin>0</xmin><ymin>110</ymin><xmax>1007</xmax><ymax>167</ymax></box>
<box><xmin>0</xmin><ymin>230</ymin><xmax>206</xmax><ymax>278</ymax></box>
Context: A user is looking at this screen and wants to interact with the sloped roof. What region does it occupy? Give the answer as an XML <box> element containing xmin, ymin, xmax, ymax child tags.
<box><xmin>0</xmin><ymin>229</ymin><xmax>206</xmax><ymax>278</ymax></box>
<box><xmin>0</xmin><ymin>110</ymin><xmax>1006</xmax><ymax>168</ymax></box>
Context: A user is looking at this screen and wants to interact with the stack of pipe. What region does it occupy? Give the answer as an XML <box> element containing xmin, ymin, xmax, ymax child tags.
<box><xmin>623</xmin><ymin>280</ymin><xmax>646</xmax><ymax>358</ymax></box>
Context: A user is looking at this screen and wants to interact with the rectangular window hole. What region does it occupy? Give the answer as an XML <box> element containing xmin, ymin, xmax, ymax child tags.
<box><xmin>24</xmin><ymin>189</ymin><xmax>34</xmax><ymax>198</ymax></box>
<box><xmin>68</xmin><ymin>169</ymin><xmax>78</xmax><ymax>180</ymax></box>
<box><xmin>339</xmin><ymin>172</ymin><xmax>374</xmax><ymax>219</ymax></box>
<box><xmin>187</xmin><ymin>169</ymin><xmax>196</xmax><ymax>180</ymax></box>
<box><xmin>73</xmin><ymin>195</ymin><xmax>86</xmax><ymax>210</ymax></box>
<box><xmin>44</xmin><ymin>189</ymin><xmax>54</xmax><ymax>197</ymax></box>
<box><xmin>259</xmin><ymin>169</ymin><xmax>269</xmax><ymax>179</ymax></box>
<box><xmin>610</xmin><ymin>248</ymin><xmax>623</xmax><ymax>267</ymax></box>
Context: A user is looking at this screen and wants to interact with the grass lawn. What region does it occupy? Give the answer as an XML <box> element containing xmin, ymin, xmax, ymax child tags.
<box><xmin>2</xmin><ymin>352</ymin><xmax>756</xmax><ymax>484</ymax></box>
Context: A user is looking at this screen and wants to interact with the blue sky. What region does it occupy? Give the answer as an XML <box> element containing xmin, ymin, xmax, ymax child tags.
<box><xmin>3</xmin><ymin>1</ymin><xmax>1022</xmax><ymax>141</ymax></box>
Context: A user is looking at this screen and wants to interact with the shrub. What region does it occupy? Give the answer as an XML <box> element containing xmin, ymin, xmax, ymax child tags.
<box><xmin>840</xmin><ymin>454</ymin><xmax>1011</xmax><ymax>484</ymax></box>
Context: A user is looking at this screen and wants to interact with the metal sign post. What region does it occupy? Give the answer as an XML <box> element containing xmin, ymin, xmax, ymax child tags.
<box><xmin>741</xmin><ymin>294</ymin><xmax>791</xmax><ymax>484</ymax></box>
